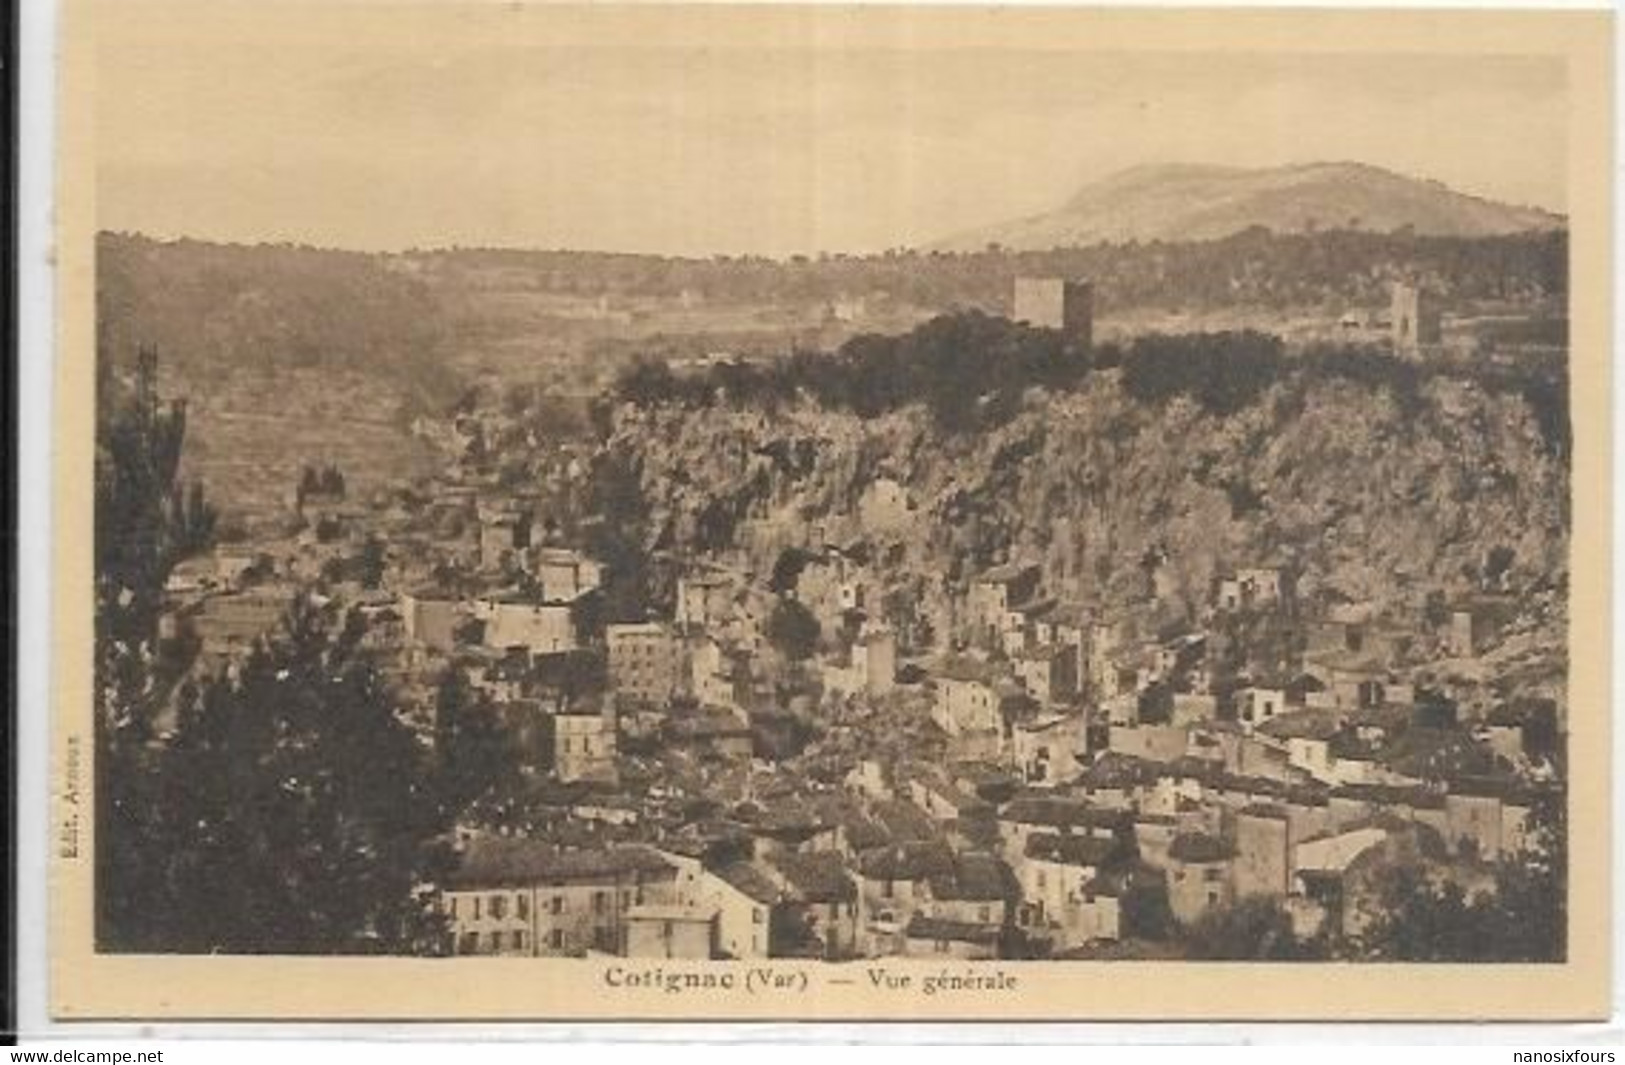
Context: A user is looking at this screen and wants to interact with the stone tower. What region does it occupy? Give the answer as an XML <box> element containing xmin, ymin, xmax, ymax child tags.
<box><xmin>1391</xmin><ymin>282</ymin><xmax>1442</xmax><ymax>354</ymax></box>
<box><xmin>1013</xmin><ymin>277</ymin><xmax>1093</xmax><ymax>348</ymax></box>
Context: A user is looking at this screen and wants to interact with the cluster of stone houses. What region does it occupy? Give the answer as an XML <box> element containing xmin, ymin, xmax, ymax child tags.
<box><xmin>434</xmin><ymin>535</ymin><xmax>1554</xmax><ymax>960</ymax></box>
<box><xmin>153</xmin><ymin>395</ymin><xmax>1559</xmax><ymax>963</ymax></box>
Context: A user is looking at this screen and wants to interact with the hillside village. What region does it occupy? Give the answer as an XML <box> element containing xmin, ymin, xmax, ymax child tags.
<box><xmin>142</xmin><ymin>272</ymin><xmax>1569</xmax><ymax>964</ymax></box>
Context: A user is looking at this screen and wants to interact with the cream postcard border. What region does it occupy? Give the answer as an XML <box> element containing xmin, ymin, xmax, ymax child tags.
<box><xmin>49</xmin><ymin>0</ymin><xmax>1614</xmax><ymax>1022</ymax></box>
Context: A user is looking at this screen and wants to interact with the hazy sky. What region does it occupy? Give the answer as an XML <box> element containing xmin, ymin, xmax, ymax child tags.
<box><xmin>95</xmin><ymin>3</ymin><xmax>1569</xmax><ymax>257</ymax></box>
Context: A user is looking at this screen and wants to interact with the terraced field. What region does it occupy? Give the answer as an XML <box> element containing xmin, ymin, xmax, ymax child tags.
<box><xmin>174</xmin><ymin>367</ymin><xmax>439</xmax><ymax>526</ymax></box>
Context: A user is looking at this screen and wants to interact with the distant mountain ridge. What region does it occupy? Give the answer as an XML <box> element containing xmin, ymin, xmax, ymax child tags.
<box><xmin>934</xmin><ymin>161</ymin><xmax>1565</xmax><ymax>251</ymax></box>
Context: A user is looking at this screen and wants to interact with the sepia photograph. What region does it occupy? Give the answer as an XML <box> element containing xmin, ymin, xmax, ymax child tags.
<box><xmin>49</xmin><ymin>0</ymin><xmax>1612</xmax><ymax>1022</ymax></box>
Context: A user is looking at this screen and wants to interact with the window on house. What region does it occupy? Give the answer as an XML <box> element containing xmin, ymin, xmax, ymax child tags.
<box><xmin>549</xmin><ymin>929</ymin><xmax>564</xmax><ymax>951</ymax></box>
<box><xmin>593</xmin><ymin>891</ymin><xmax>607</xmax><ymax>914</ymax></box>
<box><xmin>551</xmin><ymin>895</ymin><xmax>564</xmax><ymax>915</ymax></box>
<box><xmin>459</xmin><ymin>932</ymin><xmax>478</xmax><ymax>954</ymax></box>
<box><xmin>512</xmin><ymin>930</ymin><xmax>526</xmax><ymax>951</ymax></box>
<box><xmin>1207</xmin><ymin>890</ymin><xmax>1220</xmax><ymax>907</ymax></box>
<box><xmin>448</xmin><ymin>896</ymin><xmax>459</xmax><ymax>918</ymax></box>
<box><xmin>473</xmin><ymin>897</ymin><xmax>482</xmax><ymax>920</ymax></box>
<box><xmin>752</xmin><ymin>908</ymin><xmax>764</xmax><ymax>925</ymax></box>
<box><xmin>490</xmin><ymin>895</ymin><xmax>506</xmax><ymax>920</ymax></box>
<box><xmin>517</xmin><ymin>894</ymin><xmax>529</xmax><ymax>920</ymax></box>
<box><xmin>882</xmin><ymin>880</ymin><xmax>894</xmax><ymax>899</ymax></box>
<box><xmin>978</xmin><ymin>905</ymin><xmax>991</xmax><ymax>923</ymax></box>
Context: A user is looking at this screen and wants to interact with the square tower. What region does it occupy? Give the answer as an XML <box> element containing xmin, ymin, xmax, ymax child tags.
<box><xmin>1391</xmin><ymin>282</ymin><xmax>1442</xmax><ymax>354</ymax></box>
<box><xmin>1013</xmin><ymin>277</ymin><xmax>1093</xmax><ymax>348</ymax></box>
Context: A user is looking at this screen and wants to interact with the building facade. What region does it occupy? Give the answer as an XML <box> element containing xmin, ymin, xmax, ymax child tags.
<box><xmin>607</xmin><ymin>622</ymin><xmax>684</xmax><ymax>705</ymax></box>
<box><xmin>442</xmin><ymin>843</ymin><xmax>680</xmax><ymax>957</ymax></box>
<box><xmin>555</xmin><ymin>709</ymin><xmax>618</xmax><ymax>782</ymax></box>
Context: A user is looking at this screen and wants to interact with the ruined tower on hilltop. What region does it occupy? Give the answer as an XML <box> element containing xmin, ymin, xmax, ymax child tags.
<box><xmin>1012</xmin><ymin>277</ymin><xmax>1093</xmax><ymax>349</ymax></box>
<box><xmin>1391</xmin><ymin>282</ymin><xmax>1442</xmax><ymax>355</ymax></box>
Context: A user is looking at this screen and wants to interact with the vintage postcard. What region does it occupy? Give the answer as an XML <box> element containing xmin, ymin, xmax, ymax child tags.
<box><xmin>51</xmin><ymin>0</ymin><xmax>1611</xmax><ymax>1022</ymax></box>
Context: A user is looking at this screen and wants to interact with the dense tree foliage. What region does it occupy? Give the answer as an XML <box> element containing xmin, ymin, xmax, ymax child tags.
<box><xmin>580</xmin><ymin>449</ymin><xmax>670</xmax><ymax>623</ymax></box>
<box><xmin>769</xmin><ymin>548</ymin><xmax>818</xmax><ymax>595</ymax></box>
<box><xmin>615</xmin><ymin>311</ymin><xmax>1087</xmax><ymax>433</ymax></box>
<box><xmin>1184</xmin><ymin>896</ymin><xmax>1326</xmax><ymax>960</ymax></box>
<box><xmin>119</xmin><ymin>602</ymin><xmax>452</xmax><ymax>954</ymax></box>
<box><xmin>95</xmin><ymin>349</ymin><xmax>216</xmax><ymax>649</ymax></box>
<box><xmin>1359</xmin><ymin>867</ymin><xmax>1500</xmax><ymax>961</ymax></box>
<box><xmin>613</xmin><ymin>308</ymin><xmax>1567</xmax><ymax>468</ymax></box>
<box><xmin>1121</xmin><ymin>331</ymin><xmax>1285</xmax><ymax>415</ymax></box>
<box><xmin>95</xmin><ymin>353</ymin><xmax>467</xmax><ymax>954</ymax></box>
<box><xmin>1359</xmin><ymin>793</ymin><xmax>1565</xmax><ymax>962</ymax></box>
<box><xmin>433</xmin><ymin>667</ymin><xmax>524</xmax><ymax>821</ymax></box>
<box><xmin>95</xmin><ymin>349</ymin><xmax>218</xmax><ymax>947</ymax></box>
<box><xmin>767</xmin><ymin>598</ymin><xmax>822</xmax><ymax>662</ymax></box>
<box><xmin>1118</xmin><ymin>871</ymin><xmax>1177</xmax><ymax>941</ymax></box>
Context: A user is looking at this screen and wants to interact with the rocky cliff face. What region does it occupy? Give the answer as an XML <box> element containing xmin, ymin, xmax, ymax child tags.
<box><xmin>601</xmin><ymin>367</ymin><xmax>1568</xmax><ymax>639</ymax></box>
